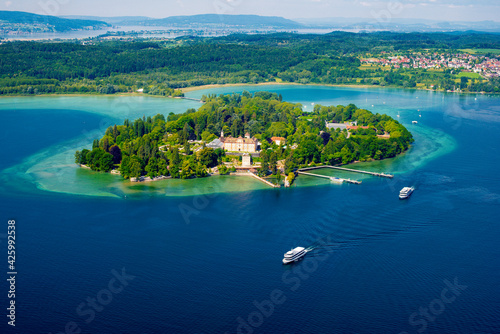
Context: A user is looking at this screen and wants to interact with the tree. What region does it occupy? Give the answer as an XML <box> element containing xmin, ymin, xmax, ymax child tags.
<box><xmin>120</xmin><ymin>156</ymin><xmax>131</xmax><ymax>178</ymax></box>
<box><xmin>284</xmin><ymin>152</ymin><xmax>296</xmax><ymax>174</ymax></box>
<box><xmin>276</xmin><ymin>169</ymin><xmax>282</xmax><ymax>184</ymax></box>
<box><xmin>269</xmin><ymin>152</ymin><xmax>278</xmax><ymax>175</ymax></box>
<box><xmin>195</xmin><ymin>162</ymin><xmax>208</xmax><ymax>178</ymax></box>
<box><xmin>130</xmin><ymin>161</ymin><xmax>143</xmax><ymax>178</ymax></box>
<box><xmin>112</xmin><ymin>124</ymin><xmax>119</xmax><ymax>139</ymax></box>
<box><xmin>98</xmin><ymin>152</ymin><xmax>114</xmax><ymax>172</ymax></box>
<box><xmin>181</xmin><ymin>160</ymin><xmax>195</xmax><ymax>179</ymax></box>
<box><xmin>169</xmin><ymin>163</ymin><xmax>180</xmax><ymax>178</ymax></box>
<box><xmin>197</xmin><ymin>147</ymin><xmax>218</xmax><ymax>168</ymax></box>
<box><xmin>296</xmin><ymin>138</ymin><xmax>320</xmax><ymax>164</ymax></box>
<box><xmin>201</xmin><ymin>130</ymin><xmax>217</xmax><ymax>143</ymax></box>
<box><xmin>75</xmin><ymin>151</ymin><xmax>82</xmax><ymax>164</ymax></box>
<box><xmin>267</xmin><ymin>122</ymin><xmax>288</xmax><ymax>137</ymax></box>
<box><xmin>145</xmin><ymin>157</ymin><xmax>158</xmax><ymax>177</ymax></box>
<box><xmin>260</xmin><ymin>151</ymin><xmax>269</xmax><ymax>176</ymax></box>
<box><xmin>171</xmin><ymin>147</ymin><xmax>181</xmax><ymax>166</ymax></box>
<box><xmin>109</xmin><ymin>145</ymin><xmax>122</xmax><ymax>164</ymax></box>
<box><xmin>460</xmin><ymin>76</ymin><xmax>469</xmax><ymax>90</ymax></box>
<box><xmin>218</xmin><ymin>164</ymin><xmax>229</xmax><ymax>175</ymax></box>
<box><xmin>184</xmin><ymin>142</ymin><xmax>191</xmax><ymax>155</ymax></box>
<box><xmin>157</xmin><ymin>159</ymin><xmax>169</xmax><ymax>176</ymax></box>
<box><xmin>79</xmin><ymin>149</ymin><xmax>90</xmax><ymax>165</ymax></box>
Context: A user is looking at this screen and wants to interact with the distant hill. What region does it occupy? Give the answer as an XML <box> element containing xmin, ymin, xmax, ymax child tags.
<box><xmin>146</xmin><ymin>14</ymin><xmax>302</xmax><ymax>28</ymax></box>
<box><xmin>61</xmin><ymin>16</ymin><xmax>153</xmax><ymax>25</ymax></box>
<box><xmin>295</xmin><ymin>17</ymin><xmax>500</xmax><ymax>33</ymax></box>
<box><xmin>0</xmin><ymin>10</ymin><xmax>110</xmax><ymax>32</ymax></box>
<box><xmin>65</xmin><ymin>14</ymin><xmax>303</xmax><ymax>29</ymax></box>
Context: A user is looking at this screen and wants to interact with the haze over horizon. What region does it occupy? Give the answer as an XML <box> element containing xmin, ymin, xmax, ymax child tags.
<box><xmin>1</xmin><ymin>0</ymin><xmax>499</xmax><ymax>23</ymax></box>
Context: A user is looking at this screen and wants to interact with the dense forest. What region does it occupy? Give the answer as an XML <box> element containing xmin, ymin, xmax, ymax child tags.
<box><xmin>1</xmin><ymin>32</ymin><xmax>500</xmax><ymax>96</ymax></box>
<box><xmin>75</xmin><ymin>92</ymin><xmax>413</xmax><ymax>180</ymax></box>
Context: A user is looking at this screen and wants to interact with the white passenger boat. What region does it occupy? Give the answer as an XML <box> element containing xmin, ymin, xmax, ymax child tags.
<box><xmin>283</xmin><ymin>247</ymin><xmax>307</xmax><ymax>264</ymax></box>
<box><xmin>399</xmin><ymin>187</ymin><xmax>414</xmax><ymax>199</ymax></box>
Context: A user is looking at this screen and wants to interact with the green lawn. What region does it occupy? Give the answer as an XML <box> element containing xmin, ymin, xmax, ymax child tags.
<box><xmin>358</xmin><ymin>65</ymin><xmax>391</xmax><ymax>71</ymax></box>
<box><xmin>457</xmin><ymin>72</ymin><xmax>482</xmax><ymax>79</ymax></box>
<box><xmin>461</xmin><ymin>48</ymin><xmax>500</xmax><ymax>55</ymax></box>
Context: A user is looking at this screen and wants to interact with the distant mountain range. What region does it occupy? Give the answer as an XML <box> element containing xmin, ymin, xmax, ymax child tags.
<box><xmin>0</xmin><ymin>10</ymin><xmax>110</xmax><ymax>32</ymax></box>
<box><xmin>2</xmin><ymin>10</ymin><xmax>500</xmax><ymax>34</ymax></box>
<box><xmin>62</xmin><ymin>14</ymin><xmax>302</xmax><ymax>29</ymax></box>
<box><xmin>295</xmin><ymin>17</ymin><xmax>500</xmax><ymax>33</ymax></box>
<box><xmin>64</xmin><ymin>14</ymin><xmax>500</xmax><ymax>32</ymax></box>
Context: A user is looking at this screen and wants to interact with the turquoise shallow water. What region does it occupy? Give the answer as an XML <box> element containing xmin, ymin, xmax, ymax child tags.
<box><xmin>0</xmin><ymin>88</ymin><xmax>457</xmax><ymax>197</ymax></box>
<box><xmin>1</xmin><ymin>87</ymin><xmax>499</xmax><ymax>334</ymax></box>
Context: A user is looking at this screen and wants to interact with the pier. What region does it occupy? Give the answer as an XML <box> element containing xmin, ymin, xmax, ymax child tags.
<box><xmin>179</xmin><ymin>97</ymin><xmax>203</xmax><ymax>102</ymax></box>
<box><xmin>233</xmin><ymin>172</ymin><xmax>280</xmax><ymax>188</ymax></box>
<box><xmin>299</xmin><ymin>165</ymin><xmax>393</xmax><ymax>178</ymax></box>
<box><xmin>297</xmin><ymin>171</ymin><xmax>361</xmax><ymax>185</ymax></box>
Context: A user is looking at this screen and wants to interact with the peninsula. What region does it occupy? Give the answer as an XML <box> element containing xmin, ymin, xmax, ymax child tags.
<box><xmin>74</xmin><ymin>92</ymin><xmax>413</xmax><ymax>185</ymax></box>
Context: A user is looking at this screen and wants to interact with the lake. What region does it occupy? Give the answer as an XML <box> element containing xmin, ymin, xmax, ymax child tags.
<box><xmin>0</xmin><ymin>85</ymin><xmax>499</xmax><ymax>333</ymax></box>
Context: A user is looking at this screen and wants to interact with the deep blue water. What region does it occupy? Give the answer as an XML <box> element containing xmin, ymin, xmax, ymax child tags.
<box><xmin>0</xmin><ymin>109</ymin><xmax>104</xmax><ymax>171</ymax></box>
<box><xmin>1</xmin><ymin>87</ymin><xmax>500</xmax><ymax>334</ymax></box>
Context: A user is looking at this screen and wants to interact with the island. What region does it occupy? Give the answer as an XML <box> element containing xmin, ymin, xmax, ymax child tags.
<box><xmin>75</xmin><ymin>91</ymin><xmax>413</xmax><ymax>186</ymax></box>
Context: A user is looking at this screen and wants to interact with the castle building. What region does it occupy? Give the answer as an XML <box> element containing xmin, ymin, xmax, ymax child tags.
<box><xmin>220</xmin><ymin>131</ymin><xmax>258</xmax><ymax>153</ymax></box>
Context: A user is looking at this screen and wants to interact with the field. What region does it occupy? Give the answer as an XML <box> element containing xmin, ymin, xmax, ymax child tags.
<box><xmin>460</xmin><ymin>48</ymin><xmax>500</xmax><ymax>55</ymax></box>
<box><xmin>457</xmin><ymin>72</ymin><xmax>483</xmax><ymax>79</ymax></box>
<box><xmin>358</xmin><ymin>64</ymin><xmax>391</xmax><ymax>71</ymax></box>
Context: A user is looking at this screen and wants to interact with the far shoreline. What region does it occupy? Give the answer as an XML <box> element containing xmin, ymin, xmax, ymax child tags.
<box><xmin>0</xmin><ymin>82</ymin><xmax>492</xmax><ymax>100</ymax></box>
<box><xmin>181</xmin><ymin>82</ymin><xmax>383</xmax><ymax>93</ymax></box>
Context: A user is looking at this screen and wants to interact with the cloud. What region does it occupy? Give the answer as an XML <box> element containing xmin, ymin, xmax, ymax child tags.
<box><xmin>360</xmin><ymin>2</ymin><xmax>372</xmax><ymax>7</ymax></box>
<box><xmin>5</xmin><ymin>1</ymin><xmax>12</xmax><ymax>7</ymax></box>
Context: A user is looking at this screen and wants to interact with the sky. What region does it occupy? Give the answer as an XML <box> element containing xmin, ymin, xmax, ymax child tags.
<box><xmin>1</xmin><ymin>0</ymin><xmax>499</xmax><ymax>22</ymax></box>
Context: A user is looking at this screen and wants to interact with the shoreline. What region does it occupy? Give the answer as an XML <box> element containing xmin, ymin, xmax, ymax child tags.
<box><xmin>0</xmin><ymin>92</ymin><xmax>177</xmax><ymax>99</ymax></box>
<box><xmin>181</xmin><ymin>82</ymin><xmax>381</xmax><ymax>93</ymax></box>
<box><xmin>0</xmin><ymin>83</ymin><xmax>493</xmax><ymax>100</ymax></box>
<box><xmin>179</xmin><ymin>81</ymin><xmax>493</xmax><ymax>95</ymax></box>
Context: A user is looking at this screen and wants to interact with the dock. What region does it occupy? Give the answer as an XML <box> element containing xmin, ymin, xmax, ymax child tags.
<box><xmin>299</xmin><ymin>165</ymin><xmax>393</xmax><ymax>178</ymax></box>
<box><xmin>297</xmin><ymin>171</ymin><xmax>361</xmax><ymax>185</ymax></box>
<box><xmin>233</xmin><ymin>172</ymin><xmax>280</xmax><ymax>188</ymax></box>
<box><xmin>180</xmin><ymin>97</ymin><xmax>203</xmax><ymax>102</ymax></box>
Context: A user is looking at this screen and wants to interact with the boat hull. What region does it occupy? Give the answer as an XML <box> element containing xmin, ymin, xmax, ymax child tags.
<box><xmin>282</xmin><ymin>247</ymin><xmax>307</xmax><ymax>264</ymax></box>
<box><xmin>282</xmin><ymin>255</ymin><xmax>306</xmax><ymax>264</ymax></box>
<box><xmin>399</xmin><ymin>187</ymin><xmax>414</xmax><ymax>199</ymax></box>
